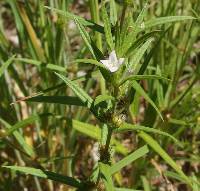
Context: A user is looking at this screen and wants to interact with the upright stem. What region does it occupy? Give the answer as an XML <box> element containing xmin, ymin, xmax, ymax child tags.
<box><xmin>104</xmin><ymin>128</ymin><xmax>113</xmax><ymax>155</ymax></box>
<box><xmin>100</xmin><ymin>126</ymin><xmax>113</xmax><ymax>164</ymax></box>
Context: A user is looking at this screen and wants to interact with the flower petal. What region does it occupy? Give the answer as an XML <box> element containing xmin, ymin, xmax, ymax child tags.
<box><xmin>109</xmin><ymin>66</ymin><xmax>119</xmax><ymax>72</ymax></box>
<box><xmin>109</xmin><ymin>50</ymin><xmax>118</xmax><ymax>63</ymax></box>
<box><xmin>101</xmin><ymin>51</ymin><xmax>125</xmax><ymax>73</ymax></box>
<box><xmin>100</xmin><ymin>60</ymin><xmax>111</xmax><ymax>69</ymax></box>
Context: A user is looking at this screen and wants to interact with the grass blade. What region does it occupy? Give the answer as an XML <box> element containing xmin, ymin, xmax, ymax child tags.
<box><xmin>15</xmin><ymin>58</ymin><xmax>67</xmax><ymax>72</ymax></box>
<box><xmin>74</xmin><ymin>58</ymin><xmax>106</xmax><ymax>68</ymax></box>
<box><xmin>110</xmin><ymin>0</ymin><xmax>117</xmax><ymax>26</ymax></box>
<box><xmin>99</xmin><ymin>162</ymin><xmax>115</xmax><ymax>191</ymax></box>
<box><xmin>74</xmin><ymin>18</ymin><xmax>96</xmax><ymax>59</ymax></box>
<box><xmin>111</xmin><ymin>145</ymin><xmax>149</xmax><ymax>174</ymax></box>
<box><xmin>120</xmin><ymin>74</ymin><xmax>170</xmax><ymax>86</ymax></box>
<box><xmin>101</xmin><ymin>3</ymin><xmax>114</xmax><ymax>50</ymax></box>
<box><xmin>45</xmin><ymin>6</ymin><xmax>104</xmax><ymax>33</ymax></box>
<box><xmin>3</xmin><ymin>166</ymin><xmax>83</xmax><ymax>188</ymax></box>
<box><xmin>71</xmin><ymin>119</ymin><xmax>101</xmax><ymax>140</ymax></box>
<box><xmin>27</xmin><ymin>96</ymin><xmax>86</xmax><ymax>107</ymax></box>
<box><xmin>116</xmin><ymin>123</ymin><xmax>181</xmax><ymax>146</ymax></box>
<box><xmin>143</xmin><ymin>16</ymin><xmax>195</xmax><ymax>30</ymax></box>
<box><xmin>127</xmin><ymin>38</ymin><xmax>154</xmax><ymax>72</ymax></box>
<box><xmin>138</xmin><ymin>131</ymin><xmax>192</xmax><ymax>186</ymax></box>
<box><xmin>94</xmin><ymin>95</ymin><xmax>115</xmax><ymax>107</ymax></box>
<box><xmin>55</xmin><ymin>72</ymin><xmax>93</xmax><ymax>109</ymax></box>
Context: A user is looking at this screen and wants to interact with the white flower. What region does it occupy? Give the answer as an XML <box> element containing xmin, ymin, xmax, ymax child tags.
<box><xmin>100</xmin><ymin>50</ymin><xmax>124</xmax><ymax>73</ymax></box>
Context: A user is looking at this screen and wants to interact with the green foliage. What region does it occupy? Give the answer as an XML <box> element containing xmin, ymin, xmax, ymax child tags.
<box><xmin>55</xmin><ymin>72</ymin><xmax>93</xmax><ymax>109</ymax></box>
<box><xmin>111</xmin><ymin>145</ymin><xmax>149</xmax><ymax>174</ymax></box>
<box><xmin>139</xmin><ymin>131</ymin><xmax>191</xmax><ymax>186</ymax></box>
<box><xmin>101</xmin><ymin>2</ymin><xmax>114</xmax><ymax>51</ymax></box>
<box><xmin>3</xmin><ymin>166</ymin><xmax>83</xmax><ymax>189</ymax></box>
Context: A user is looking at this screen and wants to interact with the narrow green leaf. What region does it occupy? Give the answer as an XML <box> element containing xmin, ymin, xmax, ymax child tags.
<box><xmin>115</xmin><ymin>123</ymin><xmax>181</xmax><ymax>146</ymax></box>
<box><xmin>120</xmin><ymin>74</ymin><xmax>170</xmax><ymax>86</ymax></box>
<box><xmin>3</xmin><ymin>166</ymin><xmax>83</xmax><ymax>188</ymax></box>
<box><xmin>131</xmin><ymin>80</ymin><xmax>163</xmax><ymax>121</ymax></box>
<box><xmin>74</xmin><ymin>58</ymin><xmax>106</xmax><ymax>68</ymax></box>
<box><xmin>121</xmin><ymin>25</ymin><xmax>137</xmax><ymax>56</ymax></box>
<box><xmin>55</xmin><ymin>72</ymin><xmax>93</xmax><ymax>109</ymax></box>
<box><xmin>127</xmin><ymin>38</ymin><xmax>154</xmax><ymax>72</ymax></box>
<box><xmin>110</xmin><ymin>0</ymin><xmax>117</xmax><ymax>25</ymax></box>
<box><xmin>135</xmin><ymin>2</ymin><xmax>148</xmax><ymax>27</ymax></box>
<box><xmin>71</xmin><ymin>119</ymin><xmax>101</xmax><ymax>140</ymax></box>
<box><xmin>143</xmin><ymin>16</ymin><xmax>195</xmax><ymax>29</ymax></box>
<box><xmin>74</xmin><ymin>18</ymin><xmax>96</xmax><ymax>59</ymax></box>
<box><xmin>99</xmin><ymin>162</ymin><xmax>115</xmax><ymax>191</ymax></box>
<box><xmin>164</xmin><ymin>170</ymin><xmax>187</xmax><ymax>183</ymax></box>
<box><xmin>0</xmin><ymin>55</ymin><xmax>15</xmax><ymax>78</ymax></box>
<box><xmin>111</xmin><ymin>145</ymin><xmax>149</xmax><ymax>174</ymax></box>
<box><xmin>3</xmin><ymin>166</ymin><xmax>46</xmax><ymax>177</ymax></box>
<box><xmin>137</xmin><ymin>27</ymin><xmax>170</xmax><ymax>76</ymax></box>
<box><xmin>101</xmin><ymin>3</ymin><xmax>114</xmax><ymax>50</ymax></box>
<box><xmin>120</xmin><ymin>3</ymin><xmax>153</xmax><ymax>56</ymax></box>
<box><xmin>94</xmin><ymin>95</ymin><xmax>115</xmax><ymax>107</ymax></box>
<box><xmin>22</xmin><ymin>71</ymin><xmax>99</xmax><ymax>98</ymax></box>
<box><xmin>45</xmin><ymin>6</ymin><xmax>104</xmax><ymax>33</ymax></box>
<box><xmin>156</xmin><ymin>66</ymin><xmax>164</xmax><ymax>108</ymax></box>
<box><xmin>168</xmin><ymin>118</ymin><xmax>188</xmax><ymax>126</ymax></box>
<box><xmin>126</xmin><ymin>30</ymin><xmax>161</xmax><ymax>57</ymax></box>
<box><xmin>27</xmin><ymin>96</ymin><xmax>86</xmax><ymax>107</ymax></box>
<box><xmin>139</xmin><ymin>131</ymin><xmax>192</xmax><ymax>186</ymax></box>
<box><xmin>119</xmin><ymin>13</ymin><xmax>134</xmax><ymax>55</ymax></box>
<box><xmin>7</xmin><ymin>1</ymin><xmax>24</xmax><ymax>39</ymax></box>
<box><xmin>15</xmin><ymin>58</ymin><xmax>67</xmax><ymax>72</ymax></box>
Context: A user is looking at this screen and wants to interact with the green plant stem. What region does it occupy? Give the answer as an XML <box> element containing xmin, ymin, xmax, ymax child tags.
<box><xmin>100</xmin><ymin>126</ymin><xmax>113</xmax><ymax>166</ymax></box>
<box><xmin>104</xmin><ymin>128</ymin><xmax>113</xmax><ymax>156</ymax></box>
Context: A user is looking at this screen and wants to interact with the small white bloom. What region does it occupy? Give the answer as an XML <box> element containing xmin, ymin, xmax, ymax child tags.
<box><xmin>100</xmin><ymin>50</ymin><xmax>124</xmax><ymax>73</ymax></box>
